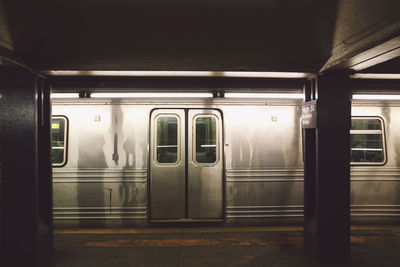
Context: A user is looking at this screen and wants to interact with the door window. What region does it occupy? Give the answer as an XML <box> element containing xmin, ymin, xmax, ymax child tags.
<box><xmin>194</xmin><ymin>116</ymin><xmax>217</xmax><ymax>164</ymax></box>
<box><xmin>156</xmin><ymin>116</ymin><xmax>179</xmax><ymax>164</ymax></box>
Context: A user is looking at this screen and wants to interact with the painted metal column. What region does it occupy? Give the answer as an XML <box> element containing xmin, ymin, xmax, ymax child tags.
<box><xmin>0</xmin><ymin>72</ymin><xmax>53</xmax><ymax>266</ymax></box>
<box><xmin>303</xmin><ymin>72</ymin><xmax>351</xmax><ymax>261</ymax></box>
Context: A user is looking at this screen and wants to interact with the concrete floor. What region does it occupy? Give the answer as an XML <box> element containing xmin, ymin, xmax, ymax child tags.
<box><xmin>52</xmin><ymin>226</ymin><xmax>400</xmax><ymax>267</ymax></box>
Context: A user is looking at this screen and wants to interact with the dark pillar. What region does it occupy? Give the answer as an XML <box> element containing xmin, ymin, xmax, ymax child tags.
<box><xmin>0</xmin><ymin>72</ymin><xmax>53</xmax><ymax>267</ymax></box>
<box><xmin>303</xmin><ymin>72</ymin><xmax>351</xmax><ymax>261</ymax></box>
<box><xmin>37</xmin><ymin>78</ymin><xmax>54</xmax><ymax>264</ymax></box>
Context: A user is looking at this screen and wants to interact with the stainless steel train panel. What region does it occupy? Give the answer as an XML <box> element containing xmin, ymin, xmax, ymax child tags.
<box><xmin>49</xmin><ymin>99</ymin><xmax>400</xmax><ymax>226</ymax></box>
<box><xmin>350</xmin><ymin>105</ymin><xmax>400</xmax><ymax>221</ymax></box>
<box><xmin>52</xmin><ymin>169</ymin><xmax>147</xmax><ymax>220</ymax></box>
<box><xmin>188</xmin><ymin>109</ymin><xmax>223</xmax><ymax>219</ymax></box>
<box><xmin>150</xmin><ymin>109</ymin><xmax>186</xmax><ymax>219</ymax></box>
<box><xmin>222</xmin><ymin>105</ymin><xmax>303</xmax><ymax>170</ymax></box>
<box><xmin>221</xmin><ymin>105</ymin><xmax>304</xmax><ymax>222</ymax></box>
<box><xmin>52</xmin><ymin>104</ymin><xmax>150</xmax><ymax>224</ymax></box>
<box><xmin>350</xmin><ymin>167</ymin><xmax>400</xmax><ymax>219</ymax></box>
<box><xmin>52</xmin><ymin>104</ymin><xmax>150</xmax><ymax>169</ymax></box>
<box><xmin>226</xmin><ymin>168</ymin><xmax>304</xmax><ymax>221</ymax></box>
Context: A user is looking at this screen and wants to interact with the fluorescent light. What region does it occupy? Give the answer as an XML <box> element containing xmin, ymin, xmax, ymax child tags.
<box><xmin>224</xmin><ymin>93</ymin><xmax>304</xmax><ymax>99</ymax></box>
<box><xmin>44</xmin><ymin>70</ymin><xmax>312</xmax><ymax>79</ymax></box>
<box><xmin>90</xmin><ymin>92</ymin><xmax>213</xmax><ymax>98</ymax></box>
<box><xmin>351</xmin><ymin>148</ymin><xmax>383</xmax><ymax>151</ymax></box>
<box><xmin>51</xmin><ymin>93</ymin><xmax>79</xmax><ymax>99</ymax></box>
<box><xmin>352</xmin><ymin>94</ymin><xmax>400</xmax><ymax>100</ymax></box>
<box><xmin>350</xmin><ymin>73</ymin><xmax>400</xmax><ymax>79</ymax></box>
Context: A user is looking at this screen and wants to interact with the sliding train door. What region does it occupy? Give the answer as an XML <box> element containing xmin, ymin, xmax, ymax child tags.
<box><xmin>150</xmin><ymin>109</ymin><xmax>186</xmax><ymax>219</ymax></box>
<box><xmin>187</xmin><ymin>109</ymin><xmax>223</xmax><ymax>218</ymax></box>
<box><xmin>150</xmin><ymin>109</ymin><xmax>223</xmax><ymax>220</ymax></box>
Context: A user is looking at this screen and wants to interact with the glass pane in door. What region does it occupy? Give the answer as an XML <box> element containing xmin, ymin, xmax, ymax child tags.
<box><xmin>156</xmin><ymin>116</ymin><xmax>178</xmax><ymax>163</ymax></box>
<box><xmin>195</xmin><ymin>116</ymin><xmax>217</xmax><ymax>163</ymax></box>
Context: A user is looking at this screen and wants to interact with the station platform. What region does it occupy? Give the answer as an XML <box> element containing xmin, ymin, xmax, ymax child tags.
<box><xmin>52</xmin><ymin>225</ymin><xmax>400</xmax><ymax>267</ymax></box>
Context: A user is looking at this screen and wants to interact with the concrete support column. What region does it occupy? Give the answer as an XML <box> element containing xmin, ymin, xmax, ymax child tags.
<box><xmin>0</xmin><ymin>72</ymin><xmax>53</xmax><ymax>266</ymax></box>
<box><xmin>303</xmin><ymin>72</ymin><xmax>351</xmax><ymax>261</ymax></box>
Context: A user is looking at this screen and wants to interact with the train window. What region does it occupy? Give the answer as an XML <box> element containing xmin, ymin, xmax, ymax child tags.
<box><xmin>52</xmin><ymin>116</ymin><xmax>68</xmax><ymax>166</ymax></box>
<box><xmin>350</xmin><ymin>118</ymin><xmax>386</xmax><ymax>164</ymax></box>
<box><xmin>156</xmin><ymin>116</ymin><xmax>179</xmax><ymax>164</ymax></box>
<box><xmin>194</xmin><ymin>116</ymin><xmax>217</xmax><ymax>164</ymax></box>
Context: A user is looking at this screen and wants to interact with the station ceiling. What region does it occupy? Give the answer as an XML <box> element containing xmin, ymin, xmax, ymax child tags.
<box><xmin>0</xmin><ymin>0</ymin><xmax>400</xmax><ymax>73</ymax></box>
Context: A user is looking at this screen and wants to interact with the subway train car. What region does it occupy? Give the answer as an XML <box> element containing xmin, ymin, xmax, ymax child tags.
<box><xmin>51</xmin><ymin>91</ymin><xmax>400</xmax><ymax>227</ymax></box>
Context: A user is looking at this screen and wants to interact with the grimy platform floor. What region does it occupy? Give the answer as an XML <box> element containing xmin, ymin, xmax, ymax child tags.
<box><xmin>52</xmin><ymin>226</ymin><xmax>400</xmax><ymax>267</ymax></box>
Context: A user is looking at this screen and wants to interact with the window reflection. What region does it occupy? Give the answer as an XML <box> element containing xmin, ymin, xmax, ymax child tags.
<box><xmin>52</xmin><ymin>117</ymin><xmax>67</xmax><ymax>166</ymax></box>
<box><xmin>156</xmin><ymin>116</ymin><xmax>178</xmax><ymax>163</ymax></box>
<box><xmin>350</xmin><ymin>118</ymin><xmax>385</xmax><ymax>164</ymax></box>
<box><xmin>195</xmin><ymin>116</ymin><xmax>217</xmax><ymax>163</ymax></box>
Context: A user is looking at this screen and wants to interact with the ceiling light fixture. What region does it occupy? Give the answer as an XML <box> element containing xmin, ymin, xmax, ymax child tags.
<box><xmin>350</xmin><ymin>73</ymin><xmax>400</xmax><ymax>79</ymax></box>
<box><xmin>90</xmin><ymin>92</ymin><xmax>213</xmax><ymax>98</ymax></box>
<box><xmin>224</xmin><ymin>92</ymin><xmax>304</xmax><ymax>99</ymax></box>
<box><xmin>44</xmin><ymin>70</ymin><xmax>312</xmax><ymax>79</ymax></box>
<box><xmin>51</xmin><ymin>93</ymin><xmax>80</xmax><ymax>99</ymax></box>
<box><xmin>352</xmin><ymin>94</ymin><xmax>400</xmax><ymax>100</ymax></box>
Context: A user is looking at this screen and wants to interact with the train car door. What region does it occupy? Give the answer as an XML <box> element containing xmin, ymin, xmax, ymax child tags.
<box><xmin>150</xmin><ymin>109</ymin><xmax>223</xmax><ymax>220</ymax></box>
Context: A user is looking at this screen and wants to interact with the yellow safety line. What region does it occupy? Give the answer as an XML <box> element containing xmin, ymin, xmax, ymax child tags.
<box><xmin>54</xmin><ymin>226</ymin><xmax>302</xmax><ymax>234</ymax></box>
<box><xmin>351</xmin><ymin>225</ymin><xmax>400</xmax><ymax>231</ymax></box>
<box><xmin>54</xmin><ymin>225</ymin><xmax>400</xmax><ymax>235</ymax></box>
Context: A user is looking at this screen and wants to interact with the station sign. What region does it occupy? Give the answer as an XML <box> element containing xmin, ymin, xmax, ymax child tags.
<box><xmin>302</xmin><ymin>100</ymin><xmax>317</xmax><ymax>129</ymax></box>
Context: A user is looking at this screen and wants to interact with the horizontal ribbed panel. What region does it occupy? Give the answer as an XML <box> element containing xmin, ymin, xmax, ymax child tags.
<box><xmin>53</xmin><ymin>168</ymin><xmax>147</xmax><ymax>183</ymax></box>
<box><xmin>226</xmin><ymin>168</ymin><xmax>303</xmax><ymax>182</ymax></box>
<box><xmin>226</xmin><ymin>205</ymin><xmax>303</xmax><ymax>218</ymax></box>
<box><xmin>226</xmin><ymin>167</ymin><xmax>400</xmax><ymax>182</ymax></box>
<box><xmin>53</xmin><ymin>207</ymin><xmax>147</xmax><ymax>220</ymax></box>
<box><xmin>351</xmin><ymin>167</ymin><xmax>400</xmax><ymax>181</ymax></box>
<box><xmin>351</xmin><ymin>205</ymin><xmax>400</xmax><ymax>217</ymax></box>
<box><xmin>226</xmin><ymin>205</ymin><xmax>400</xmax><ymax>219</ymax></box>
